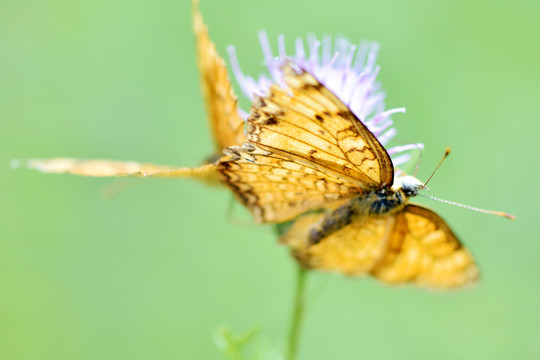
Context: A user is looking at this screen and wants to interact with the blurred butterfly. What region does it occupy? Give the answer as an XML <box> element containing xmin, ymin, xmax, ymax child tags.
<box><xmin>218</xmin><ymin>64</ymin><xmax>514</xmax><ymax>289</ymax></box>
<box><xmin>192</xmin><ymin>0</ymin><xmax>245</xmax><ymax>155</ymax></box>
<box><xmin>18</xmin><ymin>0</ymin><xmax>244</xmax><ymax>184</ymax></box>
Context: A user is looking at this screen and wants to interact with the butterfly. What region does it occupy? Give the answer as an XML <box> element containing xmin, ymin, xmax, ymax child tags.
<box><xmin>217</xmin><ymin>63</ymin><xmax>480</xmax><ymax>289</ymax></box>
<box><xmin>19</xmin><ymin>0</ymin><xmax>244</xmax><ymax>184</ymax></box>
<box><xmin>192</xmin><ymin>0</ymin><xmax>246</xmax><ymax>155</ymax></box>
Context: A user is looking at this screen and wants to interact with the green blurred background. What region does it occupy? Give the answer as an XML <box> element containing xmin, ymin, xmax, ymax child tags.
<box><xmin>1</xmin><ymin>0</ymin><xmax>538</xmax><ymax>359</ymax></box>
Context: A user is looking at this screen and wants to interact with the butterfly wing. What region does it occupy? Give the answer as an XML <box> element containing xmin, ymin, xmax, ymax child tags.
<box><xmin>281</xmin><ymin>204</ymin><xmax>478</xmax><ymax>289</ymax></box>
<box><xmin>218</xmin><ymin>66</ymin><xmax>395</xmax><ymax>222</ymax></box>
<box><xmin>193</xmin><ymin>0</ymin><xmax>245</xmax><ymax>151</ymax></box>
<box><xmin>18</xmin><ymin>158</ymin><xmax>219</xmax><ymax>183</ymax></box>
<box><xmin>218</xmin><ymin>144</ymin><xmax>362</xmax><ymax>223</ymax></box>
<box><xmin>19</xmin><ymin>4</ymin><xmax>238</xmax><ymax>185</ymax></box>
<box><xmin>281</xmin><ymin>212</ymin><xmax>393</xmax><ymax>274</ymax></box>
<box><xmin>371</xmin><ymin>204</ymin><xmax>478</xmax><ymax>289</ymax></box>
<box><xmin>246</xmin><ymin>64</ymin><xmax>394</xmax><ymax>188</ymax></box>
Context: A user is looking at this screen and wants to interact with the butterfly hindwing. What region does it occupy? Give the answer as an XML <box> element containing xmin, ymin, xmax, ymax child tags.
<box><xmin>246</xmin><ymin>64</ymin><xmax>394</xmax><ymax>188</ymax></box>
<box><xmin>281</xmin><ymin>204</ymin><xmax>478</xmax><ymax>289</ymax></box>
<box><xmin>281</xmin><ymin>212</ymin><xmax>393</xmax><ymax>275</ymax></box>
<box><xmin>218</xmin><ymin>144</ymin><xmax>362</xmax><ymax>223</ymax></box>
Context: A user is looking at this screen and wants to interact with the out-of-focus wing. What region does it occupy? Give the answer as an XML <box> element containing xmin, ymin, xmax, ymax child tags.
<box><xmin>281</xmin><ymin>204</ymin><xmax>478</xmax><ymax>289</ymax></box>
<box><xmin>193</xmin><ymin>0</ymin><xmax>245</xmax><ymax>151</ymax></box>
<box><xmin>17</xmin><ymin>158</ymin><xmax>219</xmax><ymax>183</ymax></box>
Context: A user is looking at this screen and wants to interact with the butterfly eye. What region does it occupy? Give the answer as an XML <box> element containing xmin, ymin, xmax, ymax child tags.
<box><xmin>401</xmin><ymin>183</ymin><xmax>418</xmax><ymax>197</ymax></box>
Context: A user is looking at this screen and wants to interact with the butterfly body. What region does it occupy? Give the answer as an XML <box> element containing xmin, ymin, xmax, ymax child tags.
<box><xmin>309</xmin><ymin>175</ymin><xmax>423</xmax><ymax>243</ymax></box>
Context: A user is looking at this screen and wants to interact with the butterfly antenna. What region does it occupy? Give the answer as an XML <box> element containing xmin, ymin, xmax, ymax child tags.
<box><xmin>420</xmin><ymin>147</ymin><xmax>451</xmax><ymax>190</ymax></box>
<box><xmin>417</xmin><ymin>193</ymin><xmax>516</xmax><ymax>220</ymax></box>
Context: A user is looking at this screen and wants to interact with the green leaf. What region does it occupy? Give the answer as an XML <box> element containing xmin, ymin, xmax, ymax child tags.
<box><xmin>213</xmin><ymin>325</ymin><xmax>261</xmax><ymax>360</ymax></box>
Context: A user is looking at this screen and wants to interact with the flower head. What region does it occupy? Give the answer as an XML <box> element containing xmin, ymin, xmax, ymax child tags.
<box><xmin>226</xmin><ymin>32</ymin><xmax>423</xmax><ymax>169</ymax></box>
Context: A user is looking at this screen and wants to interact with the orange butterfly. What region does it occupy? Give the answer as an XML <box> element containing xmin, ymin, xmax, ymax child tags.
<box><xmin>17</xmin><ymin>0</ymin><xmax>244</xmax><ymax>184</ymax></box>
<box><xmin>218</xmin><ymin>63</ymin><xmax>513</xmax><ymax>289</ymax></box>
<box><xmin>192</xmin><ymin>0</ymin><xmax>245</xmax><ymax>154</ymax></box>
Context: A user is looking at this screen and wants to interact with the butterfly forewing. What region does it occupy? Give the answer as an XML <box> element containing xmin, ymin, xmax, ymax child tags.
<box><xmin>21</xmin><ymin>3</ymin><xmax>238</xmax><ymax>185</ymax></box>
<box><xmin>23</xmin><ymin>158</ymin><xmax>219</xmax><ymax>182</ymax></box>
<box><xmin>218</xmin><ymin>144</ymin><xmax>362</xmax><ymax>223</ymax></box>
<box><xmin>193</xmin><ymin>0</ymin><xmax>245</xmax><ymax>151</ymax></box>
<box><xmin>371</xmin><ymin>204</ymin><xmax>478</xmax><ymax>289</ymax></box>
<box><xmin>281</xmin><ymin>203</ymin><xmax>478</xmax><ymax>289</ymax></box>
<box><xmin>246</xmin><ymin>64</ymin><xmax>394</xmax><ymax>188</ymax></box>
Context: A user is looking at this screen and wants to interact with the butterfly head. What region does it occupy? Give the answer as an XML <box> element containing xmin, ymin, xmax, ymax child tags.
<box><xmin>393</xmin><ymin>175</ymin><xmax>424</xmax><ymax>197</ymax></box>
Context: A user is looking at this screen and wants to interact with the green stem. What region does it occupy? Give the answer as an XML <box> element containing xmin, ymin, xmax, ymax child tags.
<box><xmin>286</xmin><ymin>265</ymin><xmax>307</xmax><ymax>360</ymax></box>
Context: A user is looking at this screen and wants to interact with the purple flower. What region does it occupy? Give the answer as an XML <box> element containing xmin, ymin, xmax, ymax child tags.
<box><xmin>226</xmin><ymin>32</ymin><xmax>423</xmax><ymax>169</ymax></box>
